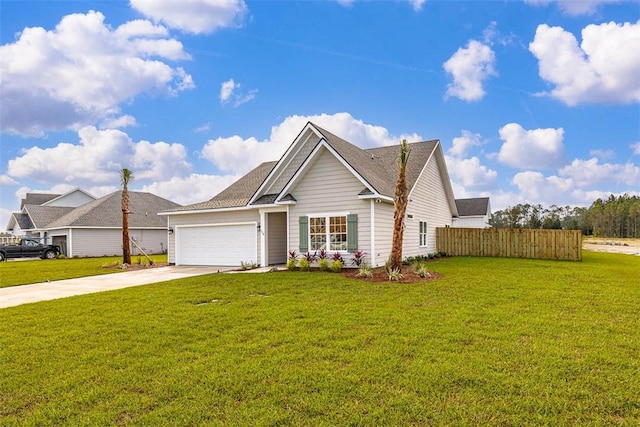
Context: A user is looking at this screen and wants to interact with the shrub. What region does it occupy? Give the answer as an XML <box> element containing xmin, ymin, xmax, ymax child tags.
<box><xmin>330</xmin><ymin>260</ymin><xmax>343</xmax><ymax>273</ymax></box>
<box><xmin>318</xmin><ymin>258</ymin><xmax>329</xmax><ymax>271</ymax></box>
<box><xmin>413</xmin><ymin>263</ymin><xmax>433</xmax><ymax>278</ymax></box>
<box><xmin>303</xmin><ymin>251</ymin><xmax>317</xmax><ymax>264</ymax></box>
<box><xmin>331</xmin><ymin>252</ymin><xmax>344</xmax><ymax>264</ymax></box>
<box><xmin>299</xmin><ymin>257</ymin><xmax>310</xmax><ymax>271</ymax></box>
<box><xmin>356</xmin><ymin>262</ymin><xmax>373</xmax><ymax>278</ymax></box>
<box><xmin>287</xmin><ymin>250</ymin><xmax>298</xmax><ymax>271</ymax></box>
<box><xmin>351</xmin><ymin>250</ymin><xmax>366</xmax><ymax>267</ymax></box>
<box><xmin>317</xmin><ymin>249</ymin><xmax>328</xmax><ymax>260</ymax></box>
<box><xmin>384</xmin><ymin>258</ymin><xmax>403</xmax><ymax>281</ymax></box>
<box><xmin>240</xmin><ymin>261</ymin><xmax>258</xmax><ymax>271</ymax></box>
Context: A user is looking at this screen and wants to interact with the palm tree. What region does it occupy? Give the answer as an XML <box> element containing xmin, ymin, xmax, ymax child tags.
<box><xmin>120</xmin><ymin>168</ymin><xmax>133</xmax><ymax>265</ymax></box>
<box><xmin>389</xmin><ymin>139</ymin><xmax>410</xmax><ymax>271</ymax></box>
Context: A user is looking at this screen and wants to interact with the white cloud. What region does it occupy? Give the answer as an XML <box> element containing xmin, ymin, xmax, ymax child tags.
<box><xmin>443</xmin><ymin>40</ymin><xmax>497</xmax><ymax>102</ymax></box>
<box><xmin>6</xmin><ymin>126</ymin><xmax>191</xmax><ymax>185</ymax></box>
<box><xmin>100</xmin><ymin>115</ymin><xmax>137</xmax><ymax>129</ymax></box>
<box><xmin>497</xmin><ymin>123</ymin><xmax>566</xmax><ymax>170</ymax></box>
<box><xmin>0</xmin><ymin>175</ymin><xmax>18</xmax><ymax>185</ymax></box>
<box><xmin>444</xmin><ymin>130</ymin><xmax>497</xmax><ymax>193</ymax></box>
<box><xmin>410</xmin><ymin>0</ymin><xmax>426</xmax><ymax>12</ymax></box>
<box><xmin>0</xmin><ymin>11</ymin><xmax>194</xmax><ymax>137</ymax></box>
<box><xmin>142</xmin><ymin>173</ymin><xmax>239</xmax><ymax>205</ymax></box>
<box><xmin>589</xmin><ymin>149</ymin><xmax>615</xmax><ymax>161</ymax></box>
<box><xmin>201</xmin><ymin>112</ymin><xmax>423</xmax><ymax>176</ymax></box>
<box><xmin>193</xmin><ymin>122</ymin><xmax>211</xmax><ymax>133</ymax></box>
<box><xmin>130</xmin><ymin>0</ymin><xmax>247</xmax><ymax>34</ymax></box>
<box><xmin>448</xmin><ymin>130</ymin><xmax>483</xmax><ymax>158</ymax></box>
<box><xmin>632</xmin><ymin>142</ymin><xmax>640</xmax><ymax>155</ymax></box>
<box><xmin>525</xmin><ymin>0</ymin><xmax>621</xmax><ymax>16</ymax></box>
<box><xmin>559</xmin><ymin>158</ymin><xmax>640</xmax><ymax>188</ymax></box>
<box><xmin>219</xmin><ymin>79</ymin><xmax>237</xmax><ymax>103</ymax></box>
<box><xmin>445</xmin><ymin>155</ymin><xmax>498</xmax><ymax>192</ymax></box>
<box><xmin>219</xmin><ymin>78</ymin><xmax>257</xmax><ymax>107</ymax></box>
<box><xmin>529</xmin><ymin>22</ymin><xmax>640</xmax><ymax>106</ymax></box>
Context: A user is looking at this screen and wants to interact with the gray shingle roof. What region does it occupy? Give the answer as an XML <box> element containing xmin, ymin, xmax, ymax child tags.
<box><xmin>168</xmin><ymin>161</ymin><xmax>277</xmax><ymax>212</ymax></box>
<box><xmin>20</xmin><ymin>193</ymin><xmax>60</xmax><ymax>209</ymax></box>
<box><xmin>46</xmin><ymin>191</ymin><xmax>181</xmax><ymax>228</ymax></box>
<box><xmin>455</xmin><ymin>197</ymin><xmax>490</xmax><ymax>217</ymax></box>
<box><xmin>166</xmin><ymin>123</ymin><xmax>440</xmax><ymax>212</ymax></box>
<box><xmin>13</xmin><ymin>213</ymin><xmax>34</xmax><ymax>229</ymax></box>
<box><xmin>23</xmin><ymin>205</ymin><xmax>75</xmax><ymax>228</ymax></box>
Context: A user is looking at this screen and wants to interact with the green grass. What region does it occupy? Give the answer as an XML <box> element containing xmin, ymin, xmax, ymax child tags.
<box><xmin>0</xmin><ymin>254</ymin><xmax>168</xmax><ymax>288</ymax></box>
<box><xmin>1</xmin><ymin>251</ymin><xmax>638</xmax><ymax>425</ymax></box>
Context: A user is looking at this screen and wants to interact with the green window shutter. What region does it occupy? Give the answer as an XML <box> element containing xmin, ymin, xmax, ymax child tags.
<box><xmin>347</xmin><ymin>214</ymin><xmax>358</xmax><ymax>251</ymax></box>
<box><xmin>299</xmin><ymin>216</ymin><xmax>309</xmax><ymax>252</ymax></box>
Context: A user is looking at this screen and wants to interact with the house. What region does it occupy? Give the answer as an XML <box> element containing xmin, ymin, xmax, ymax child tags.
<box><xmin>6</xmin><ymin>189</ymin><xmax>180</xmax><ymax>257</ymax></box>
<box><xmin>160</xmin><ymin>122</ymin><xmax>459</xmax><ymax>267</ymax></box>
<box><xmin>452</xmin><ymin>197</ymin><xmax>491</xmax><ymax>228</ymax></box>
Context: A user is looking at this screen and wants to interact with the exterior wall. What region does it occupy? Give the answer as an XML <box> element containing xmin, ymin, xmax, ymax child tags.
<box><xmin>372</xmin><ymin>202</ymin><xmax>395</xmax><ymax>267</ymax></box>
<box><xmin>403</xmin><ymin>156</ymin><xmax>454</xmax><ymax>256</ymax></box>
<box><xmin>167</xmin><ymin>209</ymin><xmax>260</xmax><ymax>264</ymax></box>
<box><xmin>453</xmin><ymin>216</ymin><xmax>490</xmax><ymax>228</ymax></box>
<box><xmin>265</xmin><ymin>132</ymin><xmax>321</xmax><ymax>195</ymax></box>
<box><xmin>66</xmin><ymin>228</ymin><xmax>168</xmax><ymax>257</ymax></box>
<box><xmin>45</xmin><ymin>191</ymin><xmax>94</xmax><ymax>208</ymax></box>
<box><xmin>288</xmin><ymin>147</ymin><xmax>371</xmax><ymax>266</ymax></box>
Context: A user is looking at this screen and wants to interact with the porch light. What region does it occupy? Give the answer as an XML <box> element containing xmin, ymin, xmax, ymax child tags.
<box><xmin>168</xmin><ymin>227</ymin><xmax>174</xmax><ymax>234</ymax></box>
<box><xmin>257</xmin><ymin>223</ymin><xmax>261</xmax><ymax>232</ymax></box>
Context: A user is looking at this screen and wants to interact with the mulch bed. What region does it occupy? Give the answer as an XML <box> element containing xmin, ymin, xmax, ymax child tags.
<box><xmin>341</xmin><ymin>265</ymin><xmax>442</xmax><ymax>283</ymax></box>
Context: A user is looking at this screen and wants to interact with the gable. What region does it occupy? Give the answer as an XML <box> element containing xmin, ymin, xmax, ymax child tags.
<box><xmin>43</xmin><ymin>188</ymin><xmax>95</xmax><ymax>208</ymax></box>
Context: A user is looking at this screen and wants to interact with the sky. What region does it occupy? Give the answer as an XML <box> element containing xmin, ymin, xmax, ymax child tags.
<box><xmin>1</xmin><ymin>0</ymin><xmax>639</xmax><ymax>229</ymax></box>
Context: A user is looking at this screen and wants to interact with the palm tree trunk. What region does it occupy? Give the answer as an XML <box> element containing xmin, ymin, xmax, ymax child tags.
<box><xmin>390</xmin><ymin>140</ymin><xmax>410</xmax><ymax>270</ymax></box>
<box><xmin>120</xmin><ymin>169</ymin><xmax>133</xmax><ymax>265</ymax></box>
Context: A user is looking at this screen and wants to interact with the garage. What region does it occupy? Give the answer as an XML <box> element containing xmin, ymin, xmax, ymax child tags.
<box><xmin>176</xmin><ymin>223</ymin><xmax>257</xmax><ymax>266</ymax></box>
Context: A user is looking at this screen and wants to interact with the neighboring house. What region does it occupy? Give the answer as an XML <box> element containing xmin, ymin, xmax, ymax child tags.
<box><xmin>453</xmin><ymin>197</ymin><xmax>491</xmax><ymax>228</ymax></box>
<box><xmin>6</xmin><ymin>189</ymin><xmax>180</xmax><ymax>257</ymax></box>
<box><xmin>160</xmin><ymin>122</ymin><xmax>459</xmax><ymax>267</ymax></box>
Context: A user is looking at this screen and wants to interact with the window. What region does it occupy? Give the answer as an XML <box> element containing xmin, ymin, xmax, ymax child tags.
<box><xmin>300</xmin><ymin>214</ymin><xmax>357</xmax><ymax>253</ymax></box>
<box><xmin>309</xmin><ymin>217</ymin><xmax>326</xmax><ymax>251</ymax></box>
<box><xmin>419</xmin><ymin>221</ymin><xmax>428</xmax><ymax>247</ymax></box>
<box><xmin>309</xmin><ymin>215</ymin><xmax>347</xmax><ymax>251</ymax></box>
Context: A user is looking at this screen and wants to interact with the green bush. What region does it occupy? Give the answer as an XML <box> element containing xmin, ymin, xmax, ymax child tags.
<box><xmin>299</xmin><ymin>257</ymin><xmax>310</xmax><ymax>271</ymax></box>
<box><xmin>318</xmin><ymin>258</ymin><xmax>329</xmax><ymax>271</ymax></box>
<box><xmin>330</xmin><ymin>260</ymin><xmax>343</xmax><ymax>273</ymax></box>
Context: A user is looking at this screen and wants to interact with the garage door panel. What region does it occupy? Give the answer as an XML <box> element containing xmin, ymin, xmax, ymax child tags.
<box><xmin>177</xmin><ymin>224</ymin><xmax>256</xmax><ymax>266</ymax></box>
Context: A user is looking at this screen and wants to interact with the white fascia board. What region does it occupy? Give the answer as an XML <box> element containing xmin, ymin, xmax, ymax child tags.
<box><xmin>276</xmin><ymin>139</ymin><xmax>376</xmax><ymax>202</ymax></box>
<box><xmin>248</xmin><ymin>123</ymin><xmax>322</xmax><ymax>205</ymax></box>
<box><xmin>158</xmin><ymin>205</ymin><xmax>258</xmax><ymax>216</ymax></box>
<box><xmin>42</xmin><ymin>187</ymin><xmax>96</xmax><ymax>206</ymax></box>
<box><xmin>358</xmin><ymin>194</ymin><xmax>394</xmax><ymax>203</ymax></box>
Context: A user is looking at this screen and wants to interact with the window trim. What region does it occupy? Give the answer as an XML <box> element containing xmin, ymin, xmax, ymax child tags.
<box><xmin>419</xmin><ymin>220</ymin><xmax>428</xmax><ymax>247</ymax></box>
<box><xmin>306</xmin><ymin>212</ymin><xmax>350</xmax><ymax>252</ymax></box>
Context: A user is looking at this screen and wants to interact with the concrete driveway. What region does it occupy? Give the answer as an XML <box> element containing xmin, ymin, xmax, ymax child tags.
<box><xmin>0</xmin><ymin>266</ymin><xmax>232</xmax><ymax>309</ymax></box>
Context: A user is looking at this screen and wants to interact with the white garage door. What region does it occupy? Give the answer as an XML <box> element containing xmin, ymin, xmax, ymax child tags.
<box><xmin>176</xmin><ymin>224</ymin><xmax>257</xmax><ymax>266</ymax></box>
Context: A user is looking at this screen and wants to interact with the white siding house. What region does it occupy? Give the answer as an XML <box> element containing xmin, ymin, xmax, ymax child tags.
<box><xmin>161</xmin><ymin>122</ymin><xmax>461</xmax><ymax>267</ymax></box>
<box><xmin>6</xmin><ymin>189</ymin><xmax>179</xmax><ymax>258</ymax></box>
<box><xmin>453</xmin><ymin>198</ymin><xmax>492</xmax><ymax>228</ymax></box>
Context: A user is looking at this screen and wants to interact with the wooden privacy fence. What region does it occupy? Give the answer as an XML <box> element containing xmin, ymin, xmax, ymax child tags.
<box><xmin>436</xmin><ymin>228</ymin><xmax>582</xmax><ymax>261</ymax></box>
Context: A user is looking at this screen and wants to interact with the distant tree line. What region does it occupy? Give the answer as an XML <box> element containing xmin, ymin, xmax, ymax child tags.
<box><xmin>489</xmin><ymin>194</ymin><xmax>640</xmax><ymax>238</ymax></box>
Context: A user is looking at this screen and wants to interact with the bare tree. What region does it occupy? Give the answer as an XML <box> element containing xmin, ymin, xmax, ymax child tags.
<box><xmin>120</xmin><ymin>168</ymin><xmax>133</xmax><ymax>265</ymax></box>
<box><xmin>389</xmin><ymin>139</ymin><xmax>410</xmax><ymax>270</ymax></box>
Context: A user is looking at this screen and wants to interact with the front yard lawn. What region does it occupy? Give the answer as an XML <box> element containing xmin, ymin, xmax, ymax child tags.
<box><xmin>0</xmin><ymin>254</ymin><xmax>168</xmax><ymax>288</ymax></box>
<box><xmin>0</xmin><ymin>251</ymin><xmax>638</xmax><ymax>425</ymax></box>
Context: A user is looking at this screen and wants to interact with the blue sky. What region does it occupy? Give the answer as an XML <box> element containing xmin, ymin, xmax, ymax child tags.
<box><xmin>1</xmin><ymin>0</ymin><xmax>639</xmax><ymax>228</ymax></box>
